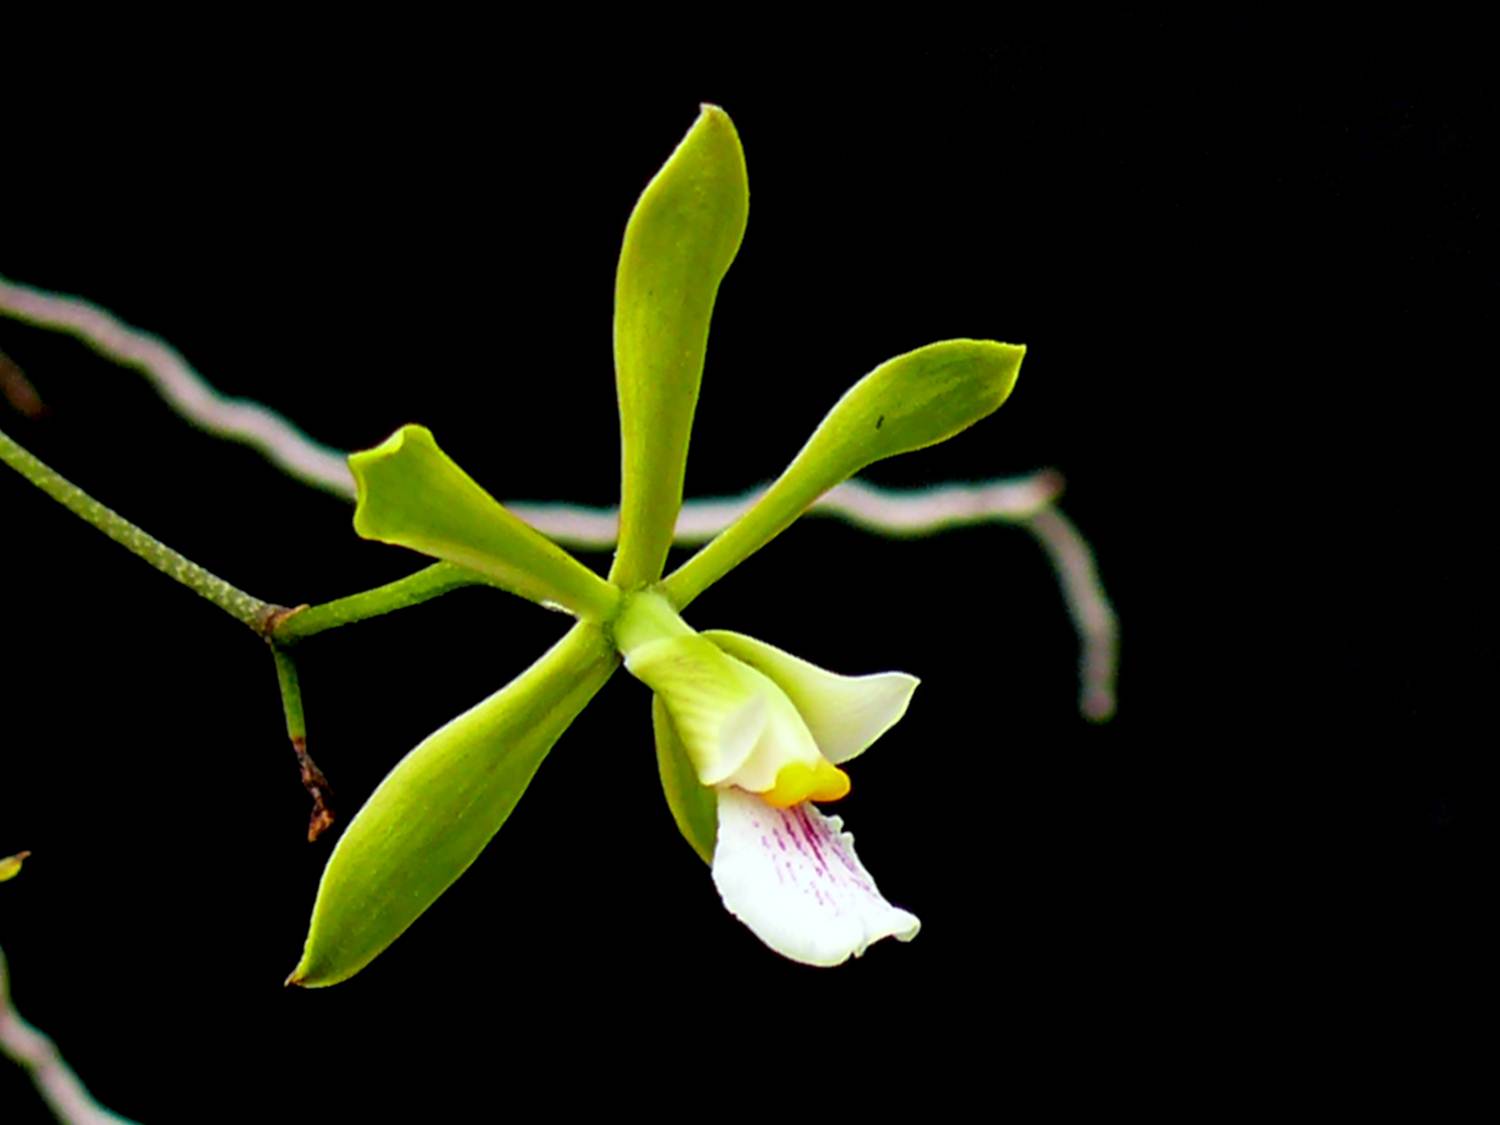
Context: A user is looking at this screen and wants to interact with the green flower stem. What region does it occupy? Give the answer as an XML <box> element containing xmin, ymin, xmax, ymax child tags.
<box><xmin>271</xmin><ymin>642</ymin><xmax>335</xmax><ymax>841</ymax></box>
<box><xmin>268</xmin><ymin>562</ymin><xmax>489</xmax><ymax>644</ymax></box>
<box><xmin>1</xmin><ymin>425</ymin><xmax>274</xmax><ymax>629</ymax></box>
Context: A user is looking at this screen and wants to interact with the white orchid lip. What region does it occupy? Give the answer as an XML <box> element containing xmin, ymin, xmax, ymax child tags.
<box><xmin>712</xmin><ymin>787</ymin><xmax>920</xmax><ymax>966</ymax></box>
<box><xmin>617</xmin><ymin>589</ymin><xmax>924</xmax><ymax>964</ymax></box>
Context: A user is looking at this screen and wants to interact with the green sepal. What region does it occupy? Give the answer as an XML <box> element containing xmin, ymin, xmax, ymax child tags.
<box><xmin>664</xmin><ymin>340</ymin><xmax>1025</xmax><ymax>607</ymax></box>
<box><xmin>610</xmin><ymin>104</ymin><xmax>749</xmax><ymax>589</ymax></box>
<box><xmin>289</xmin><ymin>622</ymin><xmax>618</xmax><ymax>987</ymax></box>
<box><xmin>350</xmin><ymin>424</ymin><xmax>618</xmax><ymax>621</ymax></box>
<box><xmin>652</xmin><ymin>695</ymin><xmax>718</xmax><ymax>865</ymax></box>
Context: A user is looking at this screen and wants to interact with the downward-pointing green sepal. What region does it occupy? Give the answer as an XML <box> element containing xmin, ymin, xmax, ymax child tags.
<box><xmin>611</xmin><ymin>104</ymin><xmax>749</xmax><ymax>588</ymax></box>
<box><xmin>665</xmin><ymin>340</ymin><xmax>1025</xmax><ymax>606</ymax></box>
<box><xmin>652</xmin><ymin>696</ymin><xmax>718</xmax><ymax>865</ymax></box>
<box><xmin>289</xmin><ymin>623</ymin><xmax>618</xmax><ymax>987</ymax></box>
<box><xmin>350</xmin><ymin>424</ymin><xmax>619</xmax><ymax>621</ymax></box>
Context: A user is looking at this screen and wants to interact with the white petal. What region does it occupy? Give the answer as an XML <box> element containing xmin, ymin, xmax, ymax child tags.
<box><xmin>703</xmin><ymin>631</ymin><xmax>919</xmax><ymax>764</ymax></box>
<box><xmin>711</xmin><ymin>787</ymin><xmax>919</xmax><ymax>966</ymax></box>
<box><xmin>722</xmin><ymin>666</ymin><xmax>824</xmax><ymax>792</ymax></box>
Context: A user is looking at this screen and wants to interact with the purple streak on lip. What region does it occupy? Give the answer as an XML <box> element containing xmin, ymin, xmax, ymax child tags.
<box><xmin>791</xmin><ymin>806</ymin><xmax>830</xmax><ymax>875</ymax></box>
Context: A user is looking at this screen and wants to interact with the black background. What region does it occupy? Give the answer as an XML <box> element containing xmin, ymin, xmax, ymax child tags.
<box><xmin>2</xmin><ymin>33</ymin><xmax>1489</xmax><ymax>1119</ymax></box>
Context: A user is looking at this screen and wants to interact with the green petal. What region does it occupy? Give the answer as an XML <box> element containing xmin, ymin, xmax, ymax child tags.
<box><xmin>289</xmin><ymin>622</ymin><xmax>617</xmax><ymax>987</ymax></box>
<box><xmin>703</xmin><ymin>630</ymin><xmax>918</xmax><ymax>765</ymax></box>
<box><xmin>652</xmin><ymin>695</ymin><xmax>718</xmax><ymax>865</ymax></box>
<box><xmin>610</xmin><ymin>104</ymin><xmax>749</xmax><ymax>589</ymax></box>
<box><xmin>350</xmin><ymin>424</ymin><xmax>618</xmax><ymax>621</ymax></box>
<box><xmin>663</xmin><ymin>340</ymin><xmax>1025</xmax><ymax>607</ymax></box>
<box><xmin>624</xmin><ymin>633</ymin><xmax>766</xmax><ymax>786</ymax></box>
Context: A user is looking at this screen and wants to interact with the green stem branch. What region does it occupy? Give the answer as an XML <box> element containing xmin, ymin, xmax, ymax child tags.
<box><xmin>272</xmin><ymin>645</ymin><xmax>308</xmax><ymax>744</ymax></box>
<box><xmin>2</xmin><ymin>425</ymin><xmax>275</xmax><ymax>629</ymax></box>
<box><xmin>1</xmin><ymin>427</ymin><xmax>586</xmax><ymax>848</ymax></box>
<box><xmin>267</xmin><ymin>562</ymin><xmax>492</xmax><ymax>643</ymax></box>
<box><xmin>3</xmin><ymin>427</ymin><xmax>511</xmax><ymax>646</ymax></box>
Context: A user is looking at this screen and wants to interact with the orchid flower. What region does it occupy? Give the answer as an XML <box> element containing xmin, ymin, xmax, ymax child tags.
<box><xmin>615</xmin><ymin>589</ymin><xmax>923</xmax><ymax>964</ymax></box>
<box><xmin>289</xmin><ymin>105</ymin><xmax>1023</xmax><ymax>986</ymax></box>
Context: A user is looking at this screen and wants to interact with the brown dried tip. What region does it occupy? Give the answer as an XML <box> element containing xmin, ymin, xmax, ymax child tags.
<box><xmin>307</xmin><ymin>802</ymin><xmax>335</xmax><ymax>844</ymax></box>
<box><xmin>293</xmin><ymin>737</ymin><xmax>335</xmax><ymax>843</ymax></box>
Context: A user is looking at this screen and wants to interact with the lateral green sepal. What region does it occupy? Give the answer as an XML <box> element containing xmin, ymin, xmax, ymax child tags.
<box><xmin>664</xmin><ymin>340</ymin><xmax>1025</xmax><ymax>606</ymax></box>
<box><xmin>350</xmin><ymin>424</ymin><xmax>618</xmax><ymax>621</ymax></box>
<box><xmin>289</xmin><ymin>622</ymin><xmax>618</xmax><ymax>987</ymax></box>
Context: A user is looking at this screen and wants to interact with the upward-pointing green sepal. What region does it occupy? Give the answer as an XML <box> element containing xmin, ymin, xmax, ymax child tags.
<box><xmin>611</xmin><ymin>104</ymin><xmax>749</xmax><ymax>588</ymax></box>
<box><xmin>349</xmin><ymin>425</ymin><xmax>619</xmax><ymax>621</ymax></box>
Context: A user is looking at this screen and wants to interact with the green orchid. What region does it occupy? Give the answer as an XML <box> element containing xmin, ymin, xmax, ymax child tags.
<box><xmin>289</xmin><ymin>105</ymin><xmax>1024</xmax><ymax>986</ymax></box>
